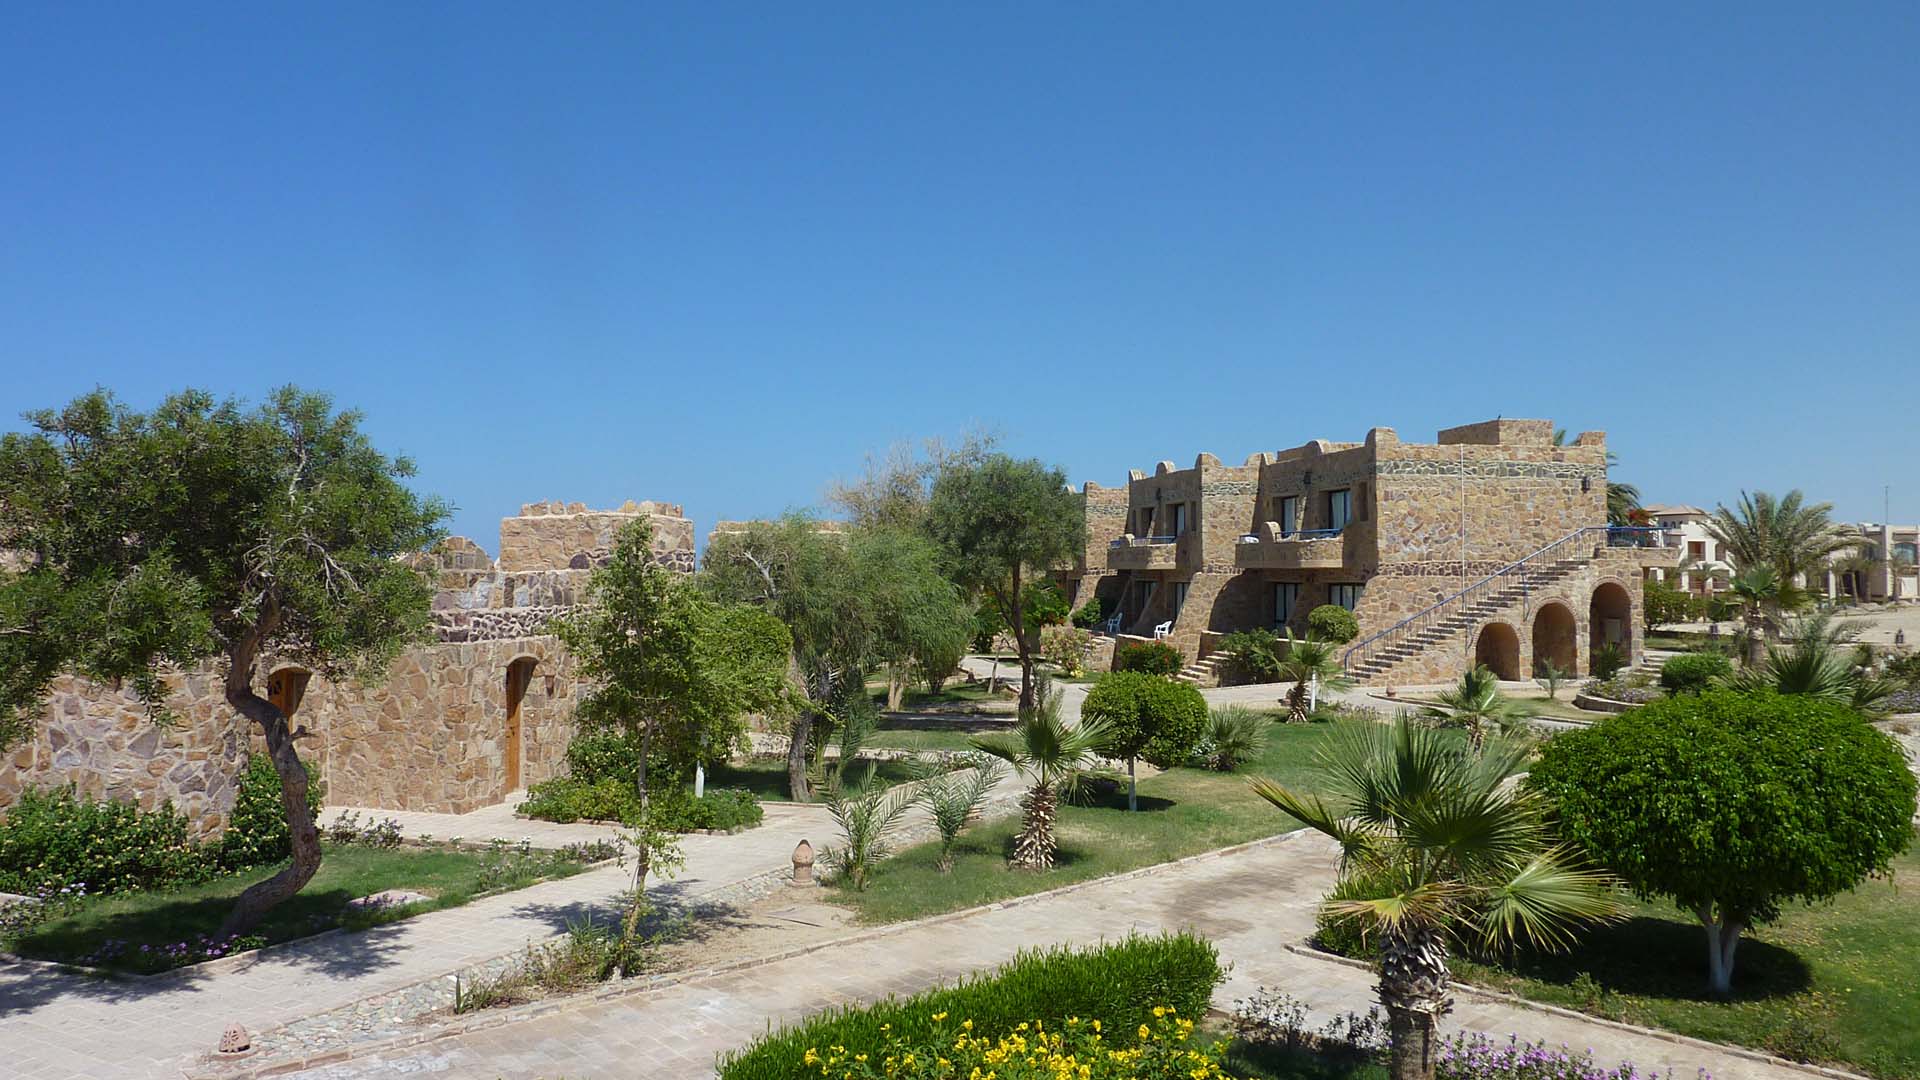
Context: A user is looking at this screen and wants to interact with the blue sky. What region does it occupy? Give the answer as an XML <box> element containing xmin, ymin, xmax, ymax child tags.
<box><xmin>4</xmin><ymin>4</ymin><xmax>1916</xmax><ymax>551</ymax></box>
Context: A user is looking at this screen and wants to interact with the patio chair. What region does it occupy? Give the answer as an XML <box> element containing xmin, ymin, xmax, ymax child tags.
<box><xmin>1102</xmin><ymin>611</ymin><xmax>1124</xmax><ymax>635</ymax></box>
<box><xmin>1153</xmin><ymin>620</ymin><xmax>1173</xmax><ymax>640</ymax></box>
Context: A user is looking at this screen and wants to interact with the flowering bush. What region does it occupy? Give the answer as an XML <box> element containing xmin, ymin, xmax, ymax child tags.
<box><xmin>0</xmin><ymin>881</ymin><xmax>90</xmax><ymax>947</ymax></box>
<box><xmin>800</xmin><ymin>1009</ymin><xmax>1228</xmax><ymax>1079</ymax></box>
<box><xmin>1438</xmin><ymin>1033</ymin><xmax>1710</xmax><ymax>1080</ymax></box>
<box><xmin>0</xmin><ymin>787</ymin><xmax>209</xmax><ymax>895</ymax></box>
<box><xmin>217</xmin><ymin>754</ymin><xmax>324</xmax><ymax>871</ymax></box>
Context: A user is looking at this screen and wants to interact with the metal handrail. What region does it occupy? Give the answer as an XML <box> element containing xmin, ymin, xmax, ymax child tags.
<box><xmin>1340</xmin><ymin>526</ymin><xmax>1676</xmax><ymax>674</ymax></box>
<box><xmin>1109</xmin><ymin>535</ymin><xmax>1179</xmax><ymax>547</ymax></box>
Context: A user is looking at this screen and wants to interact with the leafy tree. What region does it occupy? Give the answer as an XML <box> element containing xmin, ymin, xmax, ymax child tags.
<box><xmin>1081</xmin><ymin>671</ymin><xmax>1207</xmax><ymax>811</ymax></box>
<box><xmin>825</xmin><ymin>429</ymin><xmax>997</xmax><ymax>533</ymax></box>
<box><xmin>969</xmin><ymin>681</ymin><xmax>1111</xmax><ymax>871</ymax></box>
<box><xmin>1255</xmin><ymin>720</ymin><xmax>1619</xmax><ymax>1080</ymax></box>
<box><xmin>851</xmin><ymin>527</ymin><xmax>970</xmax><ymax>710</ymax></box>
<box><xmin>1529</xmin><ymin>691</ymin><xmax>1916</xmax><ymax>995</ymax></box>
<box><xmin>1021</xmin><ymin>580</ymin><xmax>1071</xmax><ymax>633</ymax></box>
<box><xmin>0</xmin><ymin>388</ymin><xmax>446</xmax><ymax>934</ymax></box>
<box><xmin>927</xmin><ymin>454</ymin><xmax>1085</xmax><ymax>713</ymax></box>
<box><xmin>1276</xmin><ymin>632</ymin><xmax>1349</xmax><ymax>722</ymax></box>
<box><xmin>1418</xmin><ymin>665</ymin><xmax>1531</xmax><ymax>754</ymax></box>
<box><xmin>1307</xmin><ymin>604</ymin><xmax>1360</xmax><ymax>644</ymax></box>
<box><xmin>1642</xmin><ymin>576</ymin><xmax>1695</xmax><ymax>631</ymax></box>
<box><xmin>702</xmin><ymin>515</ymin><xmax>873</xmax><ymax>801</ymax></box>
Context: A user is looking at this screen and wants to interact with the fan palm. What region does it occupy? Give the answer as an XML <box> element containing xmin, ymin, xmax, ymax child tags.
<box><xmin>1277</xmin><ymin>631</ymin><xmax>1350</xmax><ymax>722</ymax></box>
<box><xmin>1251</xmin><ymin>721</ymin><xmax>1620</xmax><ymax>1080</ymax></box>
<box><xmin>1726</xmin><ymin>566</ymin><xmax>1782</xmax><ymax>668</ymax></box>
<box><xmin>1722</xmin><ymin>614</ymin><xmax>1901</xmax><ymax>716</ymax></box>
<box><xmin>969</xmin><ymin>682</ymin><xmax>1111</xmax><ymax>870</ymax></box>
<box><xmin>1418</xmin><ymin>664</ymin><xmax>1532</xmax><ymax>754</ymax></box>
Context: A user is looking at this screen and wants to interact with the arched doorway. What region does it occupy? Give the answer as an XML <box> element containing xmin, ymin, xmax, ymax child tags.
<box><xmin>1532</xmin><ymin>603</ymin><xmax>1578</xmax><ymax>678</ymax></box>
<box><xmin>266</xmin><ymin>667</ymin><xmax>311</xmax><ymax>718</ymax></box>
<box><xmin>504</xmin><ymin>658</ymin><xmax>538</xmax><ymax>792</ymax></box>
<box><xmin>1589</xmin><ymin>583</ymin><xmax>1632</xmax><ymax>670</ymax></box>
<box><xmin>1474</xmin><ymin>623</ymin><xmax>1521</xmax><ymax>681</ymax></box>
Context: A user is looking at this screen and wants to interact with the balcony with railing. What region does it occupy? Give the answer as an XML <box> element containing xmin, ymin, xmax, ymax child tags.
<box><xmin>1106</xmin><ymin>534</ymin><xmax>1182</xmax><ymax>570</ymax></box>
<box><xmin>1234</xmin><ymin>522</ymin><xmax>1347</xmax><ymax>569</ymax></box>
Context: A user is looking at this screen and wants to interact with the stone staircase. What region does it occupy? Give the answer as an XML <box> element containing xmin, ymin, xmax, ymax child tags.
<box><xmin>1345</xmin><ymin>558</ymin><xmax>1589</xmax><ymax>684</ymax></box>
<box><xmin>1175</xmin><ymin>652</ymin><xmax>1230</xmax><ymax>687</ymax></box>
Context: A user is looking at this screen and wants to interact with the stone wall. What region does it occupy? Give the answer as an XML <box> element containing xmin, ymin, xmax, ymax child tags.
<box><xmin>1</xmin><ymin>499</ymin><xmax>693</xmax><ymax>836</ymax></box>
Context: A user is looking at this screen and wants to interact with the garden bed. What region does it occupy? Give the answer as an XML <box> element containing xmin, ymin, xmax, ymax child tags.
<box><xmin>2</xmin><ymin>839</ymin><xmax>614</xmax><ymax>975</ymax></box>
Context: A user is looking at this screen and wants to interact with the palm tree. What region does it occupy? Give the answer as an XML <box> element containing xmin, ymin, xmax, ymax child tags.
<box><xmin>1723</xmin><ymin>614</ymin><xmax>1901</xmax><ymax>716</ymax></box>
<box><xmin>913</xmin><ymin>753</ymin><xmax>1005</xmax><ymax>872</ymax></box>
<box><xmin>821</xmin><ymin>764</ymin><xmax>916</xmax><ymax>891</ymax></box>
<box><xmin>1706</xmin><ymin>490</ymin><xmax>1859</xmax><ymax>584</ymax></box>
<box><xmin>969</xmin><ymin>682</ymin><xmax>1110</xmax><ymax>871</ymax></box>
<box><xmin>1833</xmin><ymin>550</ymin><xmax>1877</xmax><ymax>604</ymax></box>
<box><xmin>1277</xmin><ymin>631</ymin><xmax>1350</xmax><ymax>722</ymax></box>
<box><xmin>1418</xmin><ymin>664</ymin><xmax>1532</xmax><ymax>754</ymax></box>
<box><xmin>1726</xmin><ymin>566</ymin><xmax>1782</xmax><ymax>668</ymax></box>
<box><xmin>1251</xmin><ymin>721</ymin><xmax>1620</xmax><ymax>1080</ymax></box>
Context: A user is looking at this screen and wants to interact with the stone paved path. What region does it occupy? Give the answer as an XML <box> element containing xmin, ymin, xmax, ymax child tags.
<box><xmin>0</xmin><ymin>801</ymin><xmax>831</xmax><ymax>1080</ymax></box>
<box><xmin>270</xmin><ymin>833</ymin><xmax>1821</xmax><ymax>1080</ymax></box>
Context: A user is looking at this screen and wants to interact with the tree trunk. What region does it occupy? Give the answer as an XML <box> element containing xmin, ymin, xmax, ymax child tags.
<box><xmin>1010</xmin><ymin>565</ymin><xmax>1036</xmax><ymax>714</ymax></box>
<box><xmin>1127</xmin><ymin>757</ymin><xmax>1137</xmax><ymax>812</ymax></box>
<box><xmin>1011</xmin><ymin>781</ymin><xmax>1055</xmax><ymax>870</ymax></box>
<box><xmin>886</xmin><ymin>667</ymin><xmax>906</xmax><ymax>712</ymax></box>
<box><xmin>1385</xmin><ymin>1006</ymin><xmax>1437</xmax><ymax>1080</ymax></box>
<box><xmin>219</xmin><ymin>628</ymin><xmax>322</xmax><ymax>938</ymax></box>
<box><xmin>786</xmin><ymin>711</ymin><xmax>813</xmax><ymax>803</ymax></box>
<box><xmin>1744</xmin><ymin>608</ymin><xmax>1766</xmax><ymax>668</ymax></box>
<box><xmin>1699</xmin><ymin>910</ymin><xmax>1745</xmax><ymax>995</ymax></box>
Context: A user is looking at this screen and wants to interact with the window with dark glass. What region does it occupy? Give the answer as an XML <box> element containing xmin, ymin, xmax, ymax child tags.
<box><xmin>1327</xmin><ymin>489</ymin><xmax>1352</xmax><ymax>532</ymax></box>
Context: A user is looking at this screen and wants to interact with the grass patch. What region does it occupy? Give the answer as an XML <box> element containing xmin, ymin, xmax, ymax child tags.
<box><xmin>9</xmin><ymin>840</ymin><xmax>604</xmax><ymax>974</ymax></box>
<box><xmin>1347</xmin><ymin>844</ymin><xmax>1920</xmax><ymax>1078</ymax></box>
<box><xmin>865</xmin><ymin>726</ymin><xmax>1002</xmax><ymax>753</ymax></box>
<box><xmin>827</xmin><ymin>719</ymin><xmax>1384</xmax><ymax>924</ymax></box>
<box><xmin>1646</xmin><ymin>630</ymin><xmax>1715</xmax><ymax>651</ymax></box>
<box><xmin>1220</xmin><ymin>1040</ymin><xmax>1385</xmax><ymax>1080</ymax></box>
<box><xmin>707</xmin><ymin>757</ymin><xmax>956</xmax><ymax>802</ymax></box>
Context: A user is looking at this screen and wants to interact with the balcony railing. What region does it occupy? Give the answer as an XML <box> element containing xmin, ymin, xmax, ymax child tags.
<box><xmin>1110</xmin><ymin>535</ymin><xmax>1178</xmax><ymax>547</ymax></box>
<box><xmin>1106</xmin><ymin>534</ymin><xmax>1181</xmax><ymax>570</ymax></box>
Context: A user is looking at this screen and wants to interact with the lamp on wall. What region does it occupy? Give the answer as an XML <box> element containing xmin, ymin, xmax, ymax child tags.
<box><xmin>544</xmin><ymin>674</ymin><xmax>557</xmax><ymax>696</ymax></box>
<box><xmin>1581</xmin><ymin>476</ymin><xmax>1592</xmax><ymax>493</ymax></box>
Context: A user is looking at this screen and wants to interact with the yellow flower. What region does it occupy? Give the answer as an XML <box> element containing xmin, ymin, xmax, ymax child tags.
<box><xmin>1138</xmin><ymin>1024</ymin><xmax>1151</xmax><ymax>1040</ymax></box>
<box><xmin>933</xmin><ymin>1011</ymin><xmax>948</xmax><ymax>1022</ymax></box>
<box><xmin>1153</xmin><ymin>1006</ymin><xmax>1166</xmax><ymax>1018</ymax></box>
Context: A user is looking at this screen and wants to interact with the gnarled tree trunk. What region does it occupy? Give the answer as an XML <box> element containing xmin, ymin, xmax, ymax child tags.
<box><xmin>219</xmin><ymin>623</ymin><xmax>322</xmax><ymax>938</ymax></box>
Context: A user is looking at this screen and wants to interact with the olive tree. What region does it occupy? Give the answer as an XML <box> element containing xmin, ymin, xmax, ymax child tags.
<box><xmin>1529</xmin><ymin>690</ymin><xmax>1916</xmax><ymax>994</ymax></box>
<box><xmin>926</xmin><ymin>454</ymin><xmax>1083</xmax><ymax>713</ymax></box>
<box><xmin>0</xmin><ymin>388</ymin><xmax>447</xmax><ymax>934</ymax></box>
<box><xmin>1080</xmin><ymin>671</ymin><xmax>1207</xmax><ymax>811</ymax></box>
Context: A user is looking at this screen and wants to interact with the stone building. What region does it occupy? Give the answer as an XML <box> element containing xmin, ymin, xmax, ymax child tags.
<box><xmin>1057</xmin><ymin>419</ymin><xmax>1680</xmax><ymax>686</ymax></box>
<box><xmin>0</xmin><ymin>501</ymin><xmax>695</xmax><ymax>838</ymax></box>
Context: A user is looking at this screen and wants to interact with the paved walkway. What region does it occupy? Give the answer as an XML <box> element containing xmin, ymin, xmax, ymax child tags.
<box><xmin>0</xmin><ymin>801</ymin><xmax>832</xmax><ymax>1080</ymax></box>
<box><xmin>271</xmin><ymin>833</ymin><xmax>1819</xmax><ymax>1080</ymax></box>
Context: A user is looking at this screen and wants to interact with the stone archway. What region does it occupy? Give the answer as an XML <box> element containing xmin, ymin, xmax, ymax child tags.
<box><xmin>1474</xmin><ymin>622</ymin><xmax>1521</xmax><ymax>681</ymax></box>
<box><xmin>1532</xmin><ymin>603</ymin><xmax>1579</xmax><ymax>678</ymax></box>
<box><xmin>1589</xmin><ymin>582</ymin><xmax>1633</xmax><ymax>669</ymax></box>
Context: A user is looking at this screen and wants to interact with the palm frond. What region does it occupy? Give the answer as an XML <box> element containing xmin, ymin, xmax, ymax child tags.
<box><xmin>1476</xmin><ymin>848</ymin><xmax>1624</xmax><ymax>953</ymax></box>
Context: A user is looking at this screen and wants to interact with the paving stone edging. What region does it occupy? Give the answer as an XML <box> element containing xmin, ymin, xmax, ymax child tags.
<box><xmin>186</xmin><ymin>828</ymin><xmax>1316</xmax><ymax>1079</ymax></box>
<box><xmin>1280</xmin><ymin>943</ymin><xmax>1873</xmax><ymax>1080</ymax></box>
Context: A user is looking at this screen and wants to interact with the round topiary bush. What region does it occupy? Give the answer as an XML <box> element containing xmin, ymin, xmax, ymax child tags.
<box><xmin>1114</xmin><ymin>640</ymin><xmax>1183</xmax><ymax>675</ymax></box>
<box><xmin>1306</xmin><ymin>604</ymin><xmax>1360</xmax><ymax>644</ymax></box>
<box><xmin>1083</xmin><ymin>671</ymin><xmax>1209</xmax><ymax>809</ymax></box>
<box><xmin>1529</xmin><ymin>690</ymin><xmax>1917</xmax><ymax>993</ymax></box>
<box><xmin>1659</xmin><ymin>651</ymin><xmax>1731</xmax><ymax>694</ymax></box>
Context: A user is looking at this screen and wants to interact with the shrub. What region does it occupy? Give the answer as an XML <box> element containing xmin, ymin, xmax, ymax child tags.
<box><xmin>520</xmin><ymin>777</ymin><xmax>762</xmax><ymax>832</ymax></box>
<box><xmin>217</xmin><ymin>755</ymin><xmax>325</xmax><ymax>872</ymax></box>
<box><xmin>1642</xmin><ymin>576</ymin><xmax>1696</xmax><ymax>631</ymax></box>
<box><xmin>1070</xmin><ymin>595</ymin><xmax>1108</xmax><ymax>630</ymax></box>
<box><xmin>0</xmin><ymin>787</ymin><xmax>209</xmax><ymax>895</ymax></box>
<box><xmin>1529</xmin><ymin>691</ymin><xmax>1917</xmax><ymax>993</ymax></box>
<box><xmin>1114</xmin><ymin>640</ymin><xmax>1182</xmax><ymax>675</ymax></box>
<box><xmin>1659</xmin><ymin>652</ymin><xmax>1731</xmax><ymax>694</ymax></box>
<box><xmin>1217</xmin><ymin>628</ymin><xmax>1283</xmax><ymax>683</ymax></box>
<box><xmin>716</xmin><ymin>932</ymin><xmax>1222</xmax><ymax>1080</ymax></box>
<box><xmin>1040</xmin><ymin>625</ymin><xmax>1091</xmax><ymax>678</ymax></box>
<box><xmin>521</xmin><ymin>777</ymin><xmax>641</xmax><ymax>824</ymax></box>
<box><xmin>1590</xmin><ymin>642</ymin><xmax>1628</xmax><ymax>680</ymax></box>
<box><xmin>1021</xmin><ymin>580</ymin><xmax>1071</xmax><ymax>632</ymax></box>
<box><xmin>1306</xmin><ymin>604</ymin><xmax>1359</xmax><ymax>644</ymax></box>
<box><xmin>1196</xmin><ymin>706</ymin><xmax>1267</xmax><ymax>772</ymax></box>
<box><xmin>792</xmin><ymin>1009</ymin><xmax>1228</xmax><ymax>1079</ymax></box>
<box><xmin>1885</xmin><ymin>651</ymin><xmax>1920</xmax><ymax>687</ymax></box>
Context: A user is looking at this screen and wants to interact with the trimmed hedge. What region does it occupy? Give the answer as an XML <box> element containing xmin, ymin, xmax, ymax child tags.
<box><xmin>716</xmin><ymin>932</ymin><xmax>1222</xmax><ymax>1080</ymax></box>
<box><xmin>1115</xmin><ymin>640</ymin><xmax>1183</xmax><ymax>675</ymax></box>
<box><xmin>1659</xmin><ymin>651</ymin><xmax>1731</xmax><ymax>695</ymax></box>
<box><xmin>520</xmin><ymin>777</ymin><xmax>763</xmax><ymax>832</ymax></box>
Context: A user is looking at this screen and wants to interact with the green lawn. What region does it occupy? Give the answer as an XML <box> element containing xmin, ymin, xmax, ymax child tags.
<box><xmin>826</xmin><ymin>719</ymin><xmax>1378</xmax><ymax>924</ymax></box>
<box><xmin>10</xmin><ymin>841</ymin><xmax>599</xmax><ymax>974</ymax></box>
<box><xmin>1364</xmin><ymin>844</ymin><xmax>1920</xmax><ymax>1078</ymax></box>
<box><xmin>863</xmin><ymin>726</ymin><xmax>992</xmax><ymax>753</ymax></box>
<box><xmin>707</xmin><ymin>756</ymin><xmax>956</xmax><ymax>802</ymax></box>
<box><xmin>1646</xmin><ymin>630</ymin><xmax>1715</xmax><ymax>651</ymax></box>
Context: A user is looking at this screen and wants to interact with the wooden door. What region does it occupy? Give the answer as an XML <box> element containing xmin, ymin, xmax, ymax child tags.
<box><xmin>504</xmin><ymin>660</ymin><xmax>534</xmax><ymax>792</ymax></box>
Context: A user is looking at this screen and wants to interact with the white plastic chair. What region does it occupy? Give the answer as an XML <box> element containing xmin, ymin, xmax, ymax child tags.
<box><xmin>1153</xmin><ymin>620</ymin><xmax>1173</xmax><ymax>639</ymax></box>
<box><xmin>1102</xmin><ymin>611</ymin><xmax>1124</xmax><ymax>635</ymax></box>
